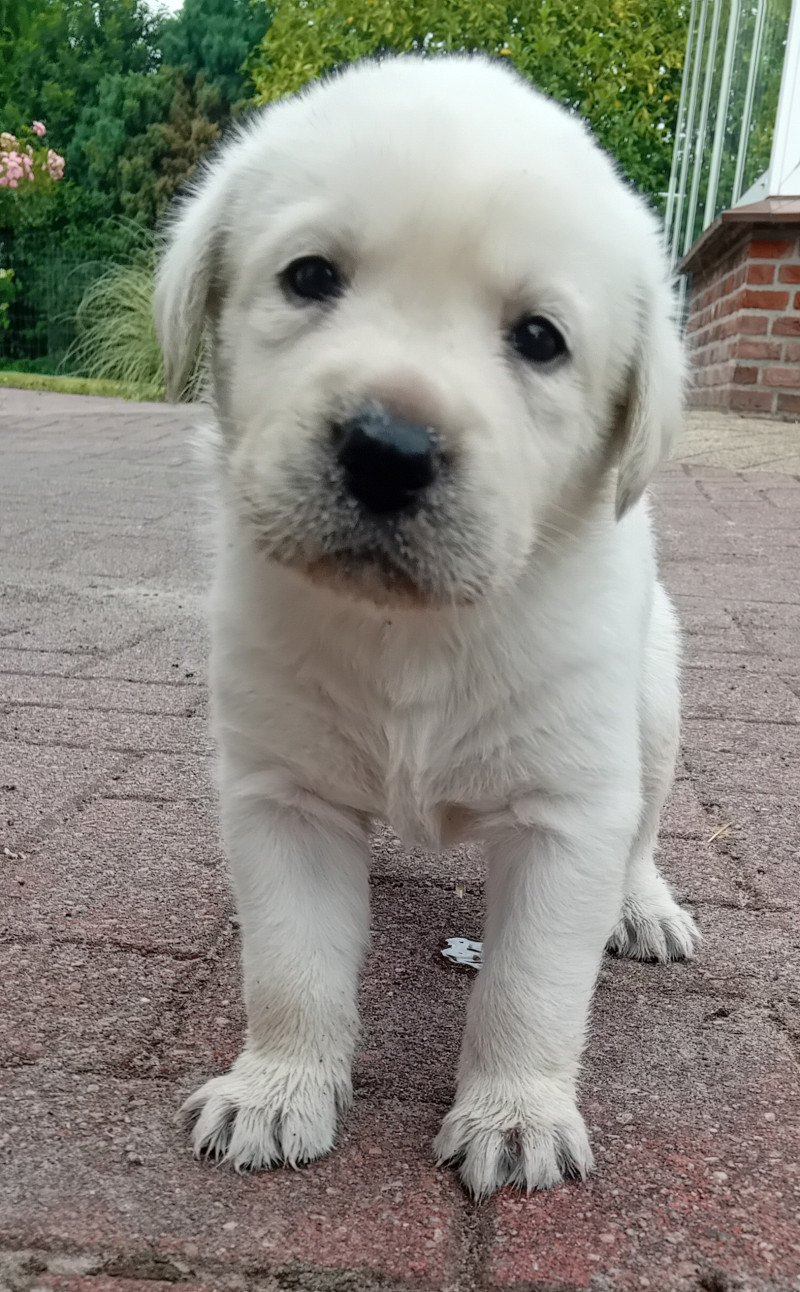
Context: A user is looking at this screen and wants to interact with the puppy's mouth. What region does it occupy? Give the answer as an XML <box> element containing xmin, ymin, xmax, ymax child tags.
<box><xmin>241</xmin><ymin>465</ymin><xmax>494</xmax><ymax>608</ymax></box>
<box><xmin>290</xmin><ymin>549</ymin><xmax>439</xmax><ymax>608</ymax></box>
<box><xmin>255</xmin><ymin>509</ymin><xmax>467</xmax><ymax>608</ymax></box>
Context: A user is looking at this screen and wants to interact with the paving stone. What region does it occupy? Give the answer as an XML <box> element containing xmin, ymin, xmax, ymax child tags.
<box><xmin>664</xmin><ymin>555</ymin><xmax>800</xmax><ymax>603</ymax></box>
<box><xmin>2</xmin><ymin>390</ymin><xmax>800</xmax><ymax>1291</ymax></box>
<box><xmin>100</xmin><ymin>753</ymin><xmax>216</xmax><ymax>802</ymax></box>
<box><xmin>657</xmin><ymin>834</ymin><xmax>745</xmax><ymax>909</ymax></box>
<box><xmin>1</xmin><ymin>706</ymin><xmax>211</xmax><ymax>755</ymax></box>
<box><xmin>1</xmin><ymin>800</ymin><xmax>228</xmax><ymax>955</ymax></box>
<box><xmin>0</xmin><ymin>743</ymin><xmax>129</xmax><ymax>849</ymax></box>
<box><xmin>0</xmin><ymin>943</ymin><xmax>196</xmax><ymax>1075</ymax></box>
<box><xmin>72</xmin><ymin>622</ymin><xmax>209</xmax><ymax>685</ymax></box>
<box><xmin>682</xmin><ymin>663</ymin><xmax>800</xmax><ymax>723</ymax></box>
<box><xmin>696</xmin><ymin>791</ymin><xmax>800</xmax><ymax>906</ymax></box>
<box><xmin>660</xmin><ymin>780</ymin><xmax>711</xmax><ymax>838</ymax></box>
<box><xmin>732</xmin><ymin>603</ymin><xmax>800</xmax><ymax>658</ymax></box>
<box><xmin>489</xmin><ymin>996</ymin><xmax>800</xmax><ymax>1291</ymax></box>
<box><xmin>31</xmin><ymin>1278</ymin><xmax>216</xmax><ymax>1292</ymax></box>
<box><xmin>682</xmin><ymin>719</ymin><xmax>799</xmax><ymax>797</ymax></box>
<box><xmin>0</xmin><ymin>648</ymin><xmax>95</xmax><ymax>677</ymax></box>
<box><xmin>0</xmin><ymin>587</ymin><xmax>155</xmax><ymax>654</ymax></box>
<box><xmin>671</xmin><ymin>597</ymin><xmax>754</xmax><ymax>654</ymax></box>
<box><xmin>1</xmin><ymin>675</ymin><xmax>204</xmax><ymax>717</ymax></box>
<box><xmin>0</xmin><ymin>1071</ymin><xmax>467</xmax><ymax>1290</ymax></box>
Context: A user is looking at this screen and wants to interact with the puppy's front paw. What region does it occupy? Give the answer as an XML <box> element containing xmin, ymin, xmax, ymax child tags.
<box><xmin>608</xmin><ymin>879</ymin><xmax>700</xmax><ymax>963</ymax></box>
<box><xmin>434</xmin><ymin>1077</ymin><xmax>593</xmax><ymax>1200</ymax></box>
<box><xmin>180</xmin><ymin>1048</ymin><xmax>351</xmax><ymax>1172</ymax></box>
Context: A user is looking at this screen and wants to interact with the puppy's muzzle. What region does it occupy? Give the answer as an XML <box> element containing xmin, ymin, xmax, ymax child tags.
<box><xmin>332</xmin><ymin>405</ymin><xmax>439</xmax><ymax>515</ymax></box>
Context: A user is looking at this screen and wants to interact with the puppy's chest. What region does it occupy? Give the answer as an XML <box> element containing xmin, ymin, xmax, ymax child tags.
<box><xmin>294</xmin><ymin>671</ymin><xmax>525</xmax><ymax>850</ymax></box>
<box><xmin>369</xmin><ymin>710</ymin><xmax>488</xmax><ymax>849</ymax></box>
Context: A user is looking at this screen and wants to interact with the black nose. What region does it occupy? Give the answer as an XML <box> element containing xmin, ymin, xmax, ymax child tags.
<box><xmin>334</xmin><ymin>407</ymin><xmax>438</xmax><ymax>515</ymax></box>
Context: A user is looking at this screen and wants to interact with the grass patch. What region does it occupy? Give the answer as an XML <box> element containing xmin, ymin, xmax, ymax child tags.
<box><xmin>0</xmin><ymin>371</ymin><xmax>162</xmax><ymax>401</ymax></box>
<box><xmin>63</xmin><ymin>225</ymin><xmax>203</xmax><ymax>401</ymax></box>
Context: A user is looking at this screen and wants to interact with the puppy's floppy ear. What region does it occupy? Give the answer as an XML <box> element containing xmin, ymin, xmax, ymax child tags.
<box><xmin>613</xmin><ymin>272</ymin><xmax>685</xmax><ymax>519</ymax></box>
<box><xmin>154</xmin><ymin>163</ymin><xmax>228</xmax><ymax>403</ymax></box>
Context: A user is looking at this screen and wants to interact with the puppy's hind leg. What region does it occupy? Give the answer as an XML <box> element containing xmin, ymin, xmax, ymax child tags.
<box><xmin>607</xmin><ymin>585</ymin><xmax>700</xmax><ymax>963</ymax></box>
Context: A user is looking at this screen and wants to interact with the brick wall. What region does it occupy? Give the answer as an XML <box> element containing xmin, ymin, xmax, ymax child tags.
<box><xmin>685</xmin><ymin>226</ymin><xmax>800</xmax><ymax>417</ymax></box>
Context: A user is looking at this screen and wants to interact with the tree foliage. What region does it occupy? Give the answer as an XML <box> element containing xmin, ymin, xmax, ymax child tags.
<box><xmin>250</xmin><ymin>0</ymin><xmax>690</xmax><ymax>204</ymax></box>
<box><xmin>0</xmin><ymin>0</ymin><xmax>271</xmax><ymax>232</ymax></box>
<box><xmin>0</xmin><ymin>0</ymin><xmax>271</xmax><ymax>366</ymax></box>
<box><xmin>1</xmin><ymin>0</ymin><xmax>161</xmax><ymax>151</ymax></box>
<box><xmin>70</xmin><ymin>67</ymin><xmax>227</xmax><ymax>225</ymax></box>
<box><xmin>160</xmin><ymin>0</ymin><xmax>270</xmax><ymax>112</ymax></box>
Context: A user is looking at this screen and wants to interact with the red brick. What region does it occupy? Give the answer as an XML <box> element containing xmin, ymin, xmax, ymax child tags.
<box><xmin>704</xmin><ymin>363</ymin><xmax>734</xmax><ymax>388</ymax></box>
<box><xmin>764</xmin><ymin>366</ymin><xmax>800</xmax><ymax>388</ymax></box>
<box><xmin>741</xmin><ymin>288</ymin><xmax>790</xmax><ymax>310</ymax></box>
<box><xmin>718</xmin><ymin>290</ymin><xmax>742</xmax><ymax>316</ymax></box>
<box><xmin>688</xmin><ymin>388</ymin><xmax>718</xmax><ymax>408</ymax></box>
<box><xmin>778</xmin><ymin>263</ymin><xmax>800</xmax><ymax>283</ymax></box>
<box><xmin>773</xmin><ymin>316</ymin><xmax>800</xmax><ymax>336</ymax></box>
<box><xmin>731</xmin><ymin>338</ymin><xmax>782</xmax><ymax>360</ymax></box>
<box><xmin>690</xmin><ymin>343</ymin><xmax>714</xmax><ymax>365</ymax></box>
<box><xmin>795</xmin><ymin>291</ymin><xmax>800</xmax><ymax>310</ymax></box>
<box><xmin>738</xmin><ymin>313</ymin><xmax>769</xmax><ymax>335</ymax></box>
<box><xmin>749</xmin><ymin>237</ymin><xmax>794</xmax><ymax>258</ymax></box>
<box><xmin>729</xmin><ymin>388</ymin><xmax>775</xmax><ymax>412</ymax></box>
<box><xmin>732</xmin><ymin>364</ymin><xmax>758</xmax><ymax>384</ymax></box>
<box><xmin>784</xmin><ymin>341</ymin><xmax>800</xmax><ymax>362</ymax></box>
<box><xmin>746</xmin><ymin>262</ymin><xmax>776</xmax><ymax>285</ymax></box>
<box><xmin>777</xmin><ymin>392</ymin><xmax>800</xmax><ymax>415</ymax></box>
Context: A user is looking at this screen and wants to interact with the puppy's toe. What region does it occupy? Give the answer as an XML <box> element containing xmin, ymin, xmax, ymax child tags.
<box><xmin>434</xmin><ymin>1078</ymin><xmax>593</xmax><ymax>1200</ymax></box>
<box><xmin>608</xmin><ymin>884</ymin><xmax>700</xmax><ymax>963</ymax></box>
<box><xmin>180</xmin><ymin>1049</ymin><xmax>347</xmax><ymax>1172</ymax></box>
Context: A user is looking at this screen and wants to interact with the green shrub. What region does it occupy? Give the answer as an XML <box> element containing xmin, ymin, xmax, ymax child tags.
<box><xmin>0</xmin><ymin>354</ymin><xmax>63</xmax><ymax>374</ymax></box>
<box><xmin>0</xmin><ymin>184</ymin><xmax>140</xmax><ymax>365</ymax></box>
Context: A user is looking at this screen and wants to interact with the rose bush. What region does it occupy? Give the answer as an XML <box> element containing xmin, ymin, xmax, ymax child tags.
<box><xmin>0</xmin><ymin>120</ymin><xmax>65</xmax><ymax>190</ymax></box>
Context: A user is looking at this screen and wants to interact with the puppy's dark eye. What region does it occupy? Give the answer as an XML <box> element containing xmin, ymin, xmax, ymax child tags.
<box><xmin>510</xmin><ymin>315</ymin><xmax>567</xmax><ymax>364</ymax></box>
<box><xmin>280</xmin><ymin>256</ymin><xmax>343</xmax><ymax>303</ymax></box>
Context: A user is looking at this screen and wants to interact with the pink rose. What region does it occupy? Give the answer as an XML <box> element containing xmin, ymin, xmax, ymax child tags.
<box><xmin>32</xmin><ymin>121</ymin><xmax>46</xmax><ymax>137</ymax></box>
<box><xmin>46</xmin><ymin>148</ymin><xmax>65</xmax><ymax>180</ymax></box>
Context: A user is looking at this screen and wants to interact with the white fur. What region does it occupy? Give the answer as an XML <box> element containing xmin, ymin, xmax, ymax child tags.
<box><xmin>156</xmin><ymin>55</ymin><xmax>699</xmax><ymax>1199</ymax></box>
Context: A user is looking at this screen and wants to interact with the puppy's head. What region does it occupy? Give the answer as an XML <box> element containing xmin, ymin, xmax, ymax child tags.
<box><xmin>156</xmin><ymin>56</ymin><xmax>684</xmax><ymax>607</ymax></box>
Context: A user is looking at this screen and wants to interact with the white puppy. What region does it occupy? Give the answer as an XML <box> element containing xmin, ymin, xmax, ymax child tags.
<box><xmin>155</xmin><ymin>54</ymin><xmax>699</xmax><ymax>1199</ymax></box>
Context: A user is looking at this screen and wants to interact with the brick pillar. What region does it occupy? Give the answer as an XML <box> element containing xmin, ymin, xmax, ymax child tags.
<box><xmin>681</xmin><ymin>203</ymin><xmax>800</xmax><ymax>418</ymax></box>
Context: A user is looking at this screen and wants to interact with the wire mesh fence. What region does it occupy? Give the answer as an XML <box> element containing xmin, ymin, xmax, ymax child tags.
<box><xmin>0</xmin><ymin>227</ymin><xmax>118</xmax><ymax>373</ymax></box>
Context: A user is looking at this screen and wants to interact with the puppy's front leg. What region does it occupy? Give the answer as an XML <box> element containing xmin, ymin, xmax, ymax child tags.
<box><xmin>182</xmin><ymin>780</ymin><xmax>370</xmax><ymax>1171</ymax></box>
<box><xmin>435</xmin><ymin>812</ymin><xmax>626</xmax><ymax>1198</ymax></box>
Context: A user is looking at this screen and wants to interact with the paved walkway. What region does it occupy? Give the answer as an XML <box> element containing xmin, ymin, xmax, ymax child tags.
<box><xmin>1</xmin><ymin>388</ymin><xmax>799</xmax><ymax>1292</ymax></box>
